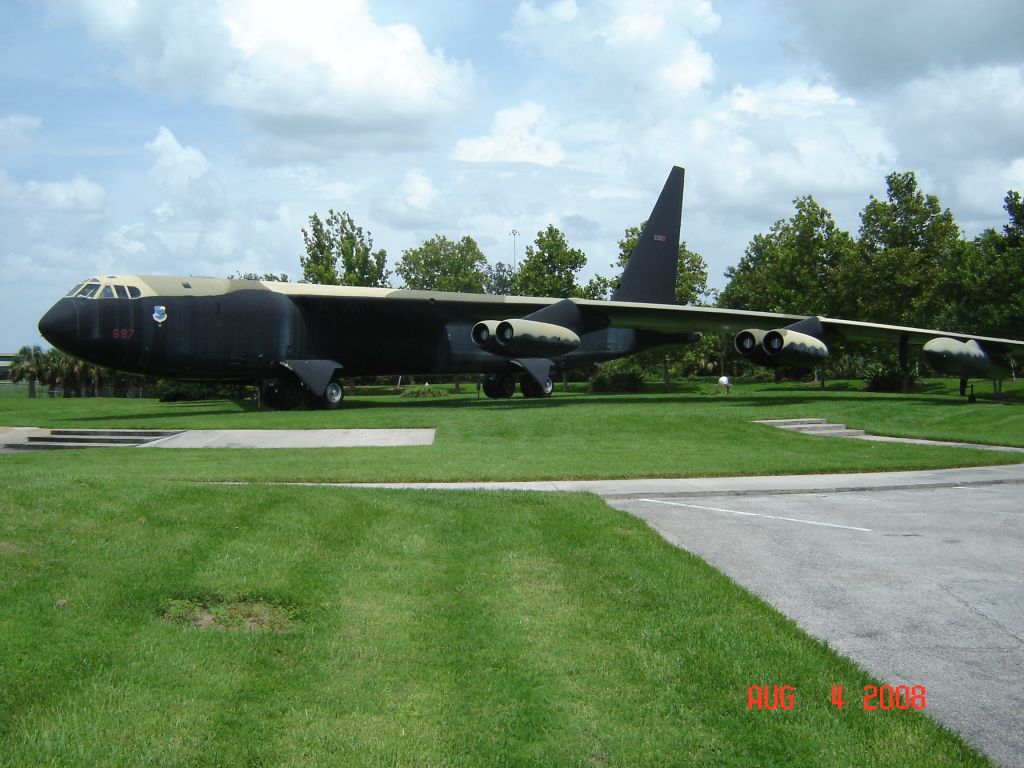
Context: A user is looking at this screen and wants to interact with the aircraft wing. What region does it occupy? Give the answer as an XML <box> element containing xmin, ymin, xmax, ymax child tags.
<box><xmin>574</xmin><ymin>299</ymin><xmax>1024</xmax><ymax>354</ymax></box>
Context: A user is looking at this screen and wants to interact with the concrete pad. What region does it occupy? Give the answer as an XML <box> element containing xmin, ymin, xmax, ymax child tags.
<box><xmin>140</xmin><ymin>428</ymin><xmax>435</xmax><ymax>449</ymax></box>
<box><xmin>0</xmin><ymin>426</ymin><xmax>48</xmax><ymax>448</ymax></box>
<box><xmin>610</xmin><ymin>484</ymin><xmax>1024</xmax><ymax>766</ymax></box>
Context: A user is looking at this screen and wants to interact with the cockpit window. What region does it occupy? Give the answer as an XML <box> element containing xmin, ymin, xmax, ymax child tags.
<box><xmin>114</xmin><ymin>285</ymin><xmax>129</xmax><ymax>299</ymax></box>
<box><xmin>128</xmin><ymin>286</ymin><xmax>141</xmax><ymax>299</ymax></box>
<box><xmin>100</xmin><ymin>285</ymin><xmax>115</xmax><ymax>299</ymax></box>
<box><xmin>77</xmin><ymin>283</ymin><xmax>100</xmax><ymax>298</ymax></box>
<box><xmin>66</xmin><ymin>283</ymin><xmax>84</xmax><ymax>297</ymax></box>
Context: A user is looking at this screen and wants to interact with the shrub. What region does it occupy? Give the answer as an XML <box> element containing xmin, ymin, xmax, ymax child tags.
<box><xmin>157</xmin><ymin>380</ymin><xmax>249</xmax><ymax>402</ymax></box>
<box><xmin>864</xmin><ymin>364</ymin><xmax>917</xmax><ymax>392</ymax></box>
<box><xmin>400</xmin><ymin>384</ymin><xmax>449</xmax><ymax>398</ymax></box>
<box><xmin>590</xmin><ymin>359</ymin><xmax>645</xmax><ymax>392</ymax></box>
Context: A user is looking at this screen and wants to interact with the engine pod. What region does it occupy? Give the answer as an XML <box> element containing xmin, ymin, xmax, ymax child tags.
<box><xmin>922</xmin><ymin>337</ymin><xmax>1010</xmax><ymax>379</ymax></box>
<box><xmin>761</xmin><ymin>329</ymin><xmax>829</xmax><ymax>366</ymax></box>
<box><xmin>492</xmin><ymin>319</ymin><xmax>580</xmax><ymax>357</ymax></box>
<box><xmin>735</xmin><ymin>329</ymin><xmax>775</xmax><ymax>367</ymax></box>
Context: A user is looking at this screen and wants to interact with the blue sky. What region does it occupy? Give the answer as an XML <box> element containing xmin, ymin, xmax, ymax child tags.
<box><xmin>2</xmin><ymin>0</ymin><xmax>1022</xmax><ymax>350</ymax></box>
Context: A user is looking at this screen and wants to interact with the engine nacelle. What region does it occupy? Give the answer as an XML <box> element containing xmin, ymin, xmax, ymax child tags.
<box><xmin>472</xmin><ymin>319</ymin><xmax>580</xmax><ymax>357</ymax></box>
<box><xmin>734</xmin><ymin>329</ymin><xmax>775</xmax><ymax>367</ymax></box>
<box><xmin>761</xmin><ymin>329</ymin><xmax>830</xmax><ymax>366</ymax></box>
<box><xmin>470</xmin><ymin>320</ymin><xmax>502</xmax><ymax>353</ymax></box>
<box><xmin>922</xmin><ymin>337</ymin><xmax>1010</xmax><ymax>379</ymax></box>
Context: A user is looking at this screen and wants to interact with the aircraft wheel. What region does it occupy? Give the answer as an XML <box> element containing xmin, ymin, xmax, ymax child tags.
<box><xmin>482</xmin><ymin>376</ymin><xmax>500</xmax><ymax>398</ymax></box>
<box><xmin>497</xmin><ymin>374</ymin><xmax>517</xmax><ymax>398</ymax></box>
<box><xmin>521</xmin><ymin>376</ymin><xmax>554</xmax><ymax>398</ymax></box>
<box><xmin>312</xmin><ymin>378</ymin><xmax>345</xmax><ymax>410</ymax></box>
<box><xmin>483</xmin><ymin>374</ymin><xmax>517</xmax><ymax>399</ymax></box>
<box><xmin>261</xmin><ymin>377</ymin><xmax>305</xmax><ymax>410</ymax></box>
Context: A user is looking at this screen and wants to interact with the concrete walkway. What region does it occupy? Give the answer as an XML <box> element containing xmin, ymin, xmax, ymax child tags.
<box><xmin>324</xmin><ymin>463</ymin><xmax>1024</xmax><ymax>497</ymax></box>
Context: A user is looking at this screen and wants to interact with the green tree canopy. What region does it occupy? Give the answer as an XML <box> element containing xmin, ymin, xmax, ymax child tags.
<box><xmin>510</xmin><ymin>225</ymin><xmax>587</xmax><ymax>298</ymax></box>
<box><xmin>718</xmin><ymin>196</ymin><xmax>854</xmax><ymax>316</ymax></box>
<box><xmin>300</xmin><ymin>209</ymin><xmax>390</xmax><ymax>287</ymax></box>
<box><xmin>9</xmin><ymin>345</ymin><xmax>44</xmax><ymax>398</ymax></box>
<box><xmin>937</xmin><ymin>190</ymin><xmax>1024</xmax><ymax>339</ymax></box>
<box><xmin>396</xmin><ymin>235</ymin><xmax>488</xmax><ymax>293</ymax></box>
<box><xmin>847</xmin><ymin>171</ymin><xmax>961</xmax><ymax>327</ymax></box>
<box><xmin>484</xmin><ymin>261</ymin><xmax>515</xmax><ymax>296</ymax></box>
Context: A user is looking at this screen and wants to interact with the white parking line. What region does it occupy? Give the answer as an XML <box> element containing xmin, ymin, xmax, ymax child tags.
<box><xmin>637</xmin><ymin>498</ymin><xmax>872</xmax><ymax>532</ymax></box>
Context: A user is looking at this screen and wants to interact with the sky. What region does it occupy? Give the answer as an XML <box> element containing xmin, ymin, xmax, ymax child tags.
<box><xmin>2</xmin><ymin>0</ymin><xmax>1022</xmax><ymax>351</ymax></box>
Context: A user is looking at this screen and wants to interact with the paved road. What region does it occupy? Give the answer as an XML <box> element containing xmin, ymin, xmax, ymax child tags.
<box><xmin>610</xmin><ymin>484</ymin><xmax>1024</xmax><ymax>767</ymax></box>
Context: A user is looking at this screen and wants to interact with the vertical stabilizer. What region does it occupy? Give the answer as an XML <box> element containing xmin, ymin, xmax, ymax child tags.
<box><xmin>610</xmin><ymin>166</ymin><xmax>684</xmax><ymax>305</ymax></box>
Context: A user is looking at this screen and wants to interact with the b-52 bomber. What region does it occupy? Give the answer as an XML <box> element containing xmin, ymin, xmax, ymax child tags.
<box><xmin>38</xmin><ymin>167</ymin><xmax>1023</xmax><ymax>408</ymax></box>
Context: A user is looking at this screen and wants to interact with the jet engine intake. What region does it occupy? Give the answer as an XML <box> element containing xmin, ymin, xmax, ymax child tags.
<box><xmin>471</xmin><ymin>320</ymin><xmax>502</xmax><ymax>353</ymax></box>
<box><xmin>734</xmin><ymin>329</ymin><xmax>774</xmax><ymax>367</ymax></box>
<box><xmin>473</xmin><ymin>318</ymin><xmax>580</xmax><ymax>357</ymax></box>
<box><xmin>761</xmin><ymin>329</ymin><xmax>830</xmax><ymax>366</ymax></box>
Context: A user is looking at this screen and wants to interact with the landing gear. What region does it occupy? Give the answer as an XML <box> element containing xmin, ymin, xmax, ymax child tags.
<box><xmin>260</xmin><ymin>376</ymin><xmax>305</xmax><ymax>410</ymax></box>
<box><xmin>309</xmin><ymin>377</ymin><xmax>345</xmax><ymax>410</ymax></box>
<box><xmin>482</xmin><ymin>373</ymin><xmax>516</xmax><ymax>399</ymax></box>
<box><xmin>520</xmin><ymin>375</ymin><xmax>554</xmax><ymax>398</ymax></box>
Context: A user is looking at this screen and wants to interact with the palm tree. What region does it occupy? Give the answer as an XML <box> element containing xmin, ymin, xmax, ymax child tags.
<box><xmin>9</xmin><ymin>346</ymin><xmax>43</xmax><ymax>398</ymax></box>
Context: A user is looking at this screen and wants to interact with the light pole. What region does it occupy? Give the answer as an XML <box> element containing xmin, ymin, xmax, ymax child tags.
<box><xmin>508</xmin><ymin>228</ymin><xmax>520</xmax><ymax>270</ymax></box>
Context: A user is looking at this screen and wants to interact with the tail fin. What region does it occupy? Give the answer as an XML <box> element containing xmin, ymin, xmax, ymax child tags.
<box><xmin>610</xmin><ymin>166</ymin><xmax>684</xmax><ymax>305</ymax></box>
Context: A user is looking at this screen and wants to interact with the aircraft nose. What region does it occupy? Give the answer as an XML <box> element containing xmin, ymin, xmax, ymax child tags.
<box><xmin>38</xmin><ymin>299</ymin><xmax>79</xmax><ymax>351</ymax></box>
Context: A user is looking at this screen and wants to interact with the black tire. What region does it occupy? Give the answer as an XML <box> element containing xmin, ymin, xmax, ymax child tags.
<box><xmin>482</xmin><ymin>375</ymin><xmax>500</xmax><ymax>398</ymax></box>
<box><xmin>312</xmin><ymin>378</ymin><xmax>345</xmax><ymax>410</ymax></box>
<box><xmin>483</xmin><ymin>373</ymin><xmax>518</xmax><ymax>399</ymax></box>
<box><xmin>521</xmin><ymin>376</ymin><xmax>554</xmax><ymax>398</ymax></box>
<box><xmin>497</xmin><ymin>374</ymin><xmax>516</xmax><ymax>398</ymax></box>
<box><xmin>261</xmin><ymin>377</ymin><xmax>305</xmax><ymax>410</ymax></box>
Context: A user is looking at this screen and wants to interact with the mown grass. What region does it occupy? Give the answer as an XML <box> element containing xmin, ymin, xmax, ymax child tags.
<box><xmin>0</xmin><ymin>479</ymin><xmax>994</xmax><ymax>766</ymax></box>
<box><xmin>1</xmin><ymin>378</ymin><xmax>1022</xmax><ymax>484</ymax></box>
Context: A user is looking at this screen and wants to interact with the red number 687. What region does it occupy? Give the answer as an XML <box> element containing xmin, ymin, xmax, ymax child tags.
<box><xmin>112</xmin><ymin>328</ymin><xmax>135</xmax><ymax>340</ymax></box>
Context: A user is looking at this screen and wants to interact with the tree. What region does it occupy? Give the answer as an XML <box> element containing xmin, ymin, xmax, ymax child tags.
<box><xmin>396</xmin><ymin>235</ymin><xmax>487</xmax><ymax>293</ymax></box>
<box><xmin>937</xmin><ymin>190</ymin><xmax>1024</xmax><ymax>340</ymax></box>
<box><xmin>847</xmin><ymin>172</ymin><xmax>962</xmax><ymax>328</ymax></box>
<box><xmin>510</xmin><ymin>225</ymin><xmax>587</xmax><ymax>297</ymax></box>
<box><xmin>484</xmin><ymin>261</ymin><xmax>516</xmax><ymax>296</ymax></box>
<box><xmin>718</xmin><ymin>196</ymin><xmax>853</xmax><ymax>316</ymax></box>
<box><xmin>300</xmin><ymin>209</ymin><xmax>390</xmax><ymax>287</ymax></box>
<box><xmin>234</xmin><ymin>272</ymin><xmax>290</xmax><ymax>282</ymax></box>
<box><xmin>9</xmin><ymin>345</ymin><xmax>43</xmax><ymax>398</ymax></box>
<box><xmin>616</xmin><ymin>223</ymin><xmax>713</xmax><ymax>306</ymax></box>
<box><xmin>574</xmin><ymin>274</ymin><xmax>613</xmax><ymax>300</ymax></box>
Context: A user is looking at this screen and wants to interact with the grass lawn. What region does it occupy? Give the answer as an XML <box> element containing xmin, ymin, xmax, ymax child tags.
<box><xmin>0</xmin><ymin>479</ymin><xmax>993</xmax><ymax>766</ymax></box>
<box><xmin>1</xmin><ymin>378</ymin><xmax>1022</xmax><ymax>484</ymax></box>
<box><xmin>0</xmin><ymin>380</ymin><xmax>1016</xmax><ymax>764</ymax></box>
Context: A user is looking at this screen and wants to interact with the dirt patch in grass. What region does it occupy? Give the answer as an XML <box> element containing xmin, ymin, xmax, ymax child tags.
<box><xmin>161</xmin><ymin>596</ymin><xmax>296</xmax><ymax>633</ymax></box>
<box><xmin>0</xmin><ymin>540</ymin><xmax>23</xmax><ymax>553</ymax></box>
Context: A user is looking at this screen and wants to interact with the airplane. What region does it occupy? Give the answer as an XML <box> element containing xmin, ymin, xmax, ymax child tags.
<box><xmin>38</xmin><ymin>166</ymin><xmax>1023</xmax><ymax>409</ymax></box>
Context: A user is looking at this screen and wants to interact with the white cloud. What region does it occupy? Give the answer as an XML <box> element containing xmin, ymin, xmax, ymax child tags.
<box><xmin>452</xmin><ymin>102</ymin><xmax>565</xmax><ymax>166</ymax></box>
<box><xmin>145</xmin><ymin>127</ymin><xmax>210</xmax><ymax>192</ymax></box>
<box><xmin>400</xmin><ymin>170</ymin><xmax>438</xmax><ymax>211</ymax></box>
<box><xmin>730</xmin><ymin>80</ymin><xmax>855</xmax><ymax>117</ymax></box>
<box><xmin>660</xmin><ymin>40</ymin><xmax>713</xmax><ymax>93</ymax></box>
<box><xmin>55</xmin><ymin>0</ymin><xmax>472</xmax><ymax>137</ymax></box>
<box><xmin>104</xmin><ymin>223</ymin><xmax>147</xmax><ymax>254</ymax></box>
<box><xmin>0</xmin><ymin>169</ymin><xmax>106</xmax><ymax>211</ymax></box>
<box><xmin>512</xmin><ymin>0</ymin><xmax>579</xmax><ymax>27</ymax></box>
<box><xmin>0</xmin><ymin>114</ymin><xmax>42</xmax><ymax>149</ymax></box>
<box><xmin>604</xmin><ymin>13</ymin><xmax>665</xmax><ymax>46</ymax></box>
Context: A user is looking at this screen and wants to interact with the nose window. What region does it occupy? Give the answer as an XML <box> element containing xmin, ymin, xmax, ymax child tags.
<box><xmin>77</xmin><ymin>283</ymin><xmax>100</xmax><ymax>298</ymax></box>
<box><xmin>66</xmin><ymin>283</ymin><xmax>84</xmax><ymax>297</ymax></box>
<box><xmin>128</xmin><ymin>286</ymin><xmax>141</xmax><ymax>298</ymax></box>
<box><xmin>115</xmin><ymin>285</ymin><xmax>129</xmax><ymax>299</ymax></box>
<box><xmin>100</xmin><ymin>285</ymin><xmax>115</xmax><ymax>299</ymax></box>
